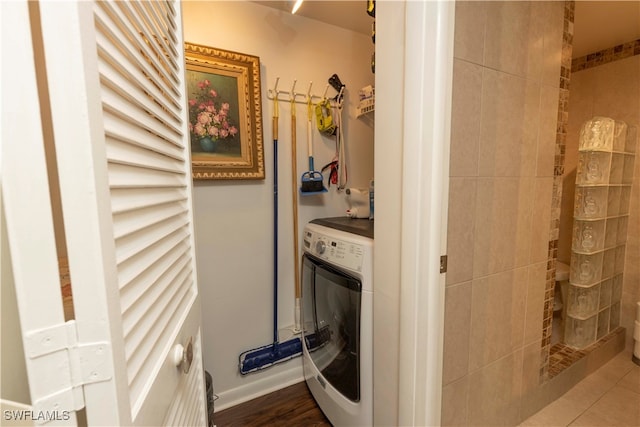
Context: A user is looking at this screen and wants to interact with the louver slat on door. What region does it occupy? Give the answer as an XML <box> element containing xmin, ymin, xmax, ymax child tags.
<box><xmin>93</xmin><ymin>0</ymin><xmax>199</xmax><ymax>415</ymax></box>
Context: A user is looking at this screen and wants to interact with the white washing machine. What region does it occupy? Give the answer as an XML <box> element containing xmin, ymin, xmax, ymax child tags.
<box><xmin>301</xmin><ymin>217</ymin><xmax>373</xmax><ymax>426</ymax></box>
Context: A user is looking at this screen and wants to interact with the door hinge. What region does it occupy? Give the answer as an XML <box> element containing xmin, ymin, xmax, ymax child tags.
<box><xmin>440</xmin><ymin>255</ymin><xmax>448</xmax><ymax>274</ymax></box>
<box><xmin>24</xmin><ymin>320</ymin><xmax>113</xmax><ymax>415</ymax></box>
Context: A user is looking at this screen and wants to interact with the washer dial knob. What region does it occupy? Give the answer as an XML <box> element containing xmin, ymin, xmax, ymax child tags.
<box><xmin>315</xmin><ymin>240</ymin><xmax>326</xmax><ymax>254</ymax></box>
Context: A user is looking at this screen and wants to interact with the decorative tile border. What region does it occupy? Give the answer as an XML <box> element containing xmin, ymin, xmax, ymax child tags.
<box><xmin>572</xmin><ymin>39</ymin><xmax>640</xmax><ymax>72</ymax></box>
<box><xmin>540</xmin><ymin>0</ymin><xmax>575</xmax><ymax>383</ymax></box>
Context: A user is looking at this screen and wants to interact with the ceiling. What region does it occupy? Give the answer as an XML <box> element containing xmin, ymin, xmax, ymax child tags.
<box><xmin>573</xmin><ymin>1</ymin><xmax>640</xmax><ymax>58</ymax></box>
<box><xmin>254</xmin><ymin>1</ymin><xmax>371</xmax><ymax>35</ymax></box>
<box><xmin>256</xmin><ymin>1</ymin><xmax>640</xmax><ymax>59</ymax></box>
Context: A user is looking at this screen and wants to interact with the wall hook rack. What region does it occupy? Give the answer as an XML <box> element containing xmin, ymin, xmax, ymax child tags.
<box><xmin>267</xmin><ymin>77</ymin><xmax>343</xmax><ymax>107</ymax></box>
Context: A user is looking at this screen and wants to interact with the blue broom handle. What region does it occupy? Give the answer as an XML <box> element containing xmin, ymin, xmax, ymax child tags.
<box><xmin>273</xmin><ymin>135</ymin><xmax>279</xmax><ymax>346</ymax></box>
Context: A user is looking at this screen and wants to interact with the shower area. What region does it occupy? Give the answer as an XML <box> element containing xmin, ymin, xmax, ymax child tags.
<box><xmin>552</xmin><ymin>0</ymin><xmax>640</xmax><ymax>364</ymax></box>
<box><xmin>442</xmin><ymin>1</ymin><xmax>639</xmax><ymax>425</ymax></box>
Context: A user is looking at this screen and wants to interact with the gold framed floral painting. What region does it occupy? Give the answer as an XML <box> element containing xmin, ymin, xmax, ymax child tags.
<box><xmin>184</xmin><ymin>43</ymin><xmax>264</xmax><ymax>179</ymax></box>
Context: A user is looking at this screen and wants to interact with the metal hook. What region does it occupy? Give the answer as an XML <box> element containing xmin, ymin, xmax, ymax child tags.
<box><xmin>322</xmin><ymin>84</ymin><xmax>330</xmax><ymax>100</ymax></box>
<box><xmin>336</xmin><ymin>86</ymin><xmax>345</xmax><ymax>106</ymax></box>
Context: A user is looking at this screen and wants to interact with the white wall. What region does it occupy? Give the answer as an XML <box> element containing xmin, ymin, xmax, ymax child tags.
<box><xmin>182</xmin><ymin>1</ymin><xmax>374</xmax><ymax>409</ymax></box>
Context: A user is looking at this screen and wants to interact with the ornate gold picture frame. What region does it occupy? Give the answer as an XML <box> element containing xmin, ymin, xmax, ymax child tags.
<box><xmin>184</xmin><ymin>43</ymin><xmax>264</xmax><ymax>179</ymax></box>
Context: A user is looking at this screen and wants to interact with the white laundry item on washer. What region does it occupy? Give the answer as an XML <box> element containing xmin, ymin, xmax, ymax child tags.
<box><xmin>345</xmin><ymin>188</ymin><xmax>370</xmax><ymax>219</ymax></box>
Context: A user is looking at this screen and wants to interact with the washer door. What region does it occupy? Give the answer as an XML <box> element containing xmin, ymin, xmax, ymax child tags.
<box><xmin>302</xmin><ymin>254</ymin><xmax>361</xmax><ymax>402</ymax></box>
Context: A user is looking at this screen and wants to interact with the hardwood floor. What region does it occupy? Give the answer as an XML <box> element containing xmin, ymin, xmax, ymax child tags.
<box><xmin>213</xmin><ymin>382</ymin><xmax>332</xmax><ymax>427</ymax></box>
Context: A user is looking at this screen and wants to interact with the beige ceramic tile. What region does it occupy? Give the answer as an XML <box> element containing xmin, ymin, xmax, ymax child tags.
<box><xmin>442</xmin><ymin>375</ymin><xmax>470</xmax><ymax>427</ymax></box>
<box><xmin>520</xmin><ymin>341</ymin><xmax>542</xmax><ymax>398</ymax></box>
<box><xmin>561</xmin><ymin>369</ymin><xmax>617</xmax><ymax>415</ymax></box>
<box><xmin>473</xmin><ymin>178</ymin><xmax>535</xmax><ymax>277</ymax></box>
<box><xmin>443</xmin><ymin>281</ymin><xmax>472</xmax><ymax>385</ymax></box>
<box><xmin>468</xmin><ymin>350</ymin><xmax>524</xmax><ymax>427</ymax></box>
<box><xmin>539</xmin><ymin>1</ymin><xmax>564</xmax><ymax>87</ymax></box>
<box><xmin>530</xmin><ymin>178</ymin><xmax>554</xmax><ymax>264</ymax></box>
<box><xmin>453</xmin><ymin>1</ymin><xmax>486</xmax><ymax>65</ymax></box>
<box><xmin>478</xmin><ymin>69</ymin><xmax>540</xmax><ymax>177</ymax></box>
<box><xmin>558</xmin><ymin>171</ymin><xmax>577</xmax><ymax>265</ymax></box>
<box><xmin>446</xmin><ymin>178</ymin><xmax>477</xmax><ymax>285</ymax></box>
<box><xmin>589</xmin><ymin>350</ymin><xmax>637</xmax><ymax>384</ymax></box>
<box><xmin>618</xmin><ymin>366</ymin><xmax>640</xmax><ymax>394</ymax></box>
<box><xmin>524</xmin><ymin>262</ymin><xmax>547</xmax><ymax>346</ymax></box>
<box><xmin>566</xmin><ymin>70</ymin><xmax>596</xmax><ymax>139</ymax></box>
<box><xmin>537</xmin><ymin>86</ymin><xmax>560</xmax><ymax>177</ymax></box>
<box><xmin>591</xmin><ymin>57</ymin><xmax>640</xmax><ymax>129</ymax></box>
<box><xmin>520</xmin><ymin>395</ymin><xmax>587</xmax><ymax>427</ymax></box>
<box><xmin>484</xmin><ymin>1</ymin><xmax>543</xmax><ymax>79</ymax></box>
<box><xmin>450</xmin><ymin>59</ymin><xmax>482</xmax><ymax>177</ymax></box>
<box><xmin>469</xmin><ymin>268</ymin><xmax>528</xmax><ymax>372</ymax></box>
<box><xmin>570</xmin><ymin>385</ymin><xmax>640</xmax><ymax>426</ymax></box>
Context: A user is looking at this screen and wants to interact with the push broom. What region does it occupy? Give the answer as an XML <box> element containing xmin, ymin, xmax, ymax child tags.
<box><xmin>239</xmin><ymin>88</ymin><xmax>302</xmax><ymax>375</ymax></box>
<box><xmin>300</xmin><ymin>93</ymin><xmax>327</xmax><ymax>194</ymax></box>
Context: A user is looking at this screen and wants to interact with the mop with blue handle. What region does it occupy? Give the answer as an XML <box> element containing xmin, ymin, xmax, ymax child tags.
<box><xmin>239</xmin><ymin>88</ymin><xmax>302</xmax><ymax>375</ymax></box>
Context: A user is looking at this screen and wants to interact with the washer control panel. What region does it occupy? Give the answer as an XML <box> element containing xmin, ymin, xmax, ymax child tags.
<box><xmin>304</xmin><ymin>230</ymin><xmax>364</xmax><ymax>272</ymax></box>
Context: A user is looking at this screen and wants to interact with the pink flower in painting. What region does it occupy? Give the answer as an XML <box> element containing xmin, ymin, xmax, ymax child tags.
<box><xmin>197</xmin><ymin>111</ymin><xmax>211</xmax><ymax>125</ymax></box>
<box><xmin>193</xmin><ymin>123</ymin><xmax>205</xmax><ymax>137</ymax></box>
<box><xmin>188</xmin><ymin>79</ymin><xmax>238</xmax><ymax>144</ymax></box>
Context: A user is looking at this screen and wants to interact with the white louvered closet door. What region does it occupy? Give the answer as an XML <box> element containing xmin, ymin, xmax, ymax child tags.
<box><xmin>37</xmin><ymin>1</ymin><xmax>206</xmax><ymax>425</ymax></box>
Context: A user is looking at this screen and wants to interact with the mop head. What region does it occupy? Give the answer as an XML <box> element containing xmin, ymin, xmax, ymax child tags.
<box><xmin>239</xmin><ymin>337</ymin><xmax>302</xmax><ymax>375</ymax></box>
<box><xmin>300</xmin><ymin>171</ymin><xmax>327</xmax><ymax>194</ymax></box>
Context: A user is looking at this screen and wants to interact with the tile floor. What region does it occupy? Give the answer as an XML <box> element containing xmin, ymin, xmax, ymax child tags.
<box><xmin>520</xmin><ymin>351</ymin><xmax>640</xmax><ymax>426</ymax></box>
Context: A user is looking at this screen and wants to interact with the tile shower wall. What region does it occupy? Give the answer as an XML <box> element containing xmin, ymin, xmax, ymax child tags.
<box><xmin>560</xmin><ymin>52</ymin><xmax>640</xmax><ymax>353</ymax></box>
<box><xmin>443</xmin><ymin>1</ymin><xmax>565</xmax><ymax>425</ymax></box>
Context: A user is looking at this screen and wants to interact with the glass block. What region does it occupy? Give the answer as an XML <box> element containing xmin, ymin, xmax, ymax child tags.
<box><xmin>565</xmin><ymin>315</ymin><xmax>597</xmax><ymax>349</ymax></box>
<box><xmin>610</xmin><ymin>302</ymin><xmax>621</xmax><ymax>330</ymax></box>
<box><xmin>611</xmin><ymin>274</ymin><xmax>623</xmax><ymax>303</ymax></box>
<box><xmin>574</xmin><ymin>186</ymin><xmax>608</xmax><ymax>219</ymax></box>
<box><xmin>609</xmin><ymin>153</ymin><xmax>624</xmax><ymax>184</ymax></box>
<box><xmin>620</xmin><ymin>186</ymin><xmax>631</xmax><ymax>215</ymax></box>
<box><xmin>617</xmin><ymin>216</ymin><xmax>628</xmax><ymax>245</ymax></box>
<box><xmin>597</xmin><ymin>308</ymin><xmax>610</xmax><ymax>340</ymax></box>
<box><xmin>613</xmin><ymin>120</ymin><xmax>628</xmax><ymax>152</ymax></box>
<box><xmin>573</xmin><ymin>219</ymin><xmax>605</xmax><ymax>253</ymax></box>
<box><xmin>602</xmin><ymin>248</ymin><xmax>616</xmax><ymax>280</ymax></box>
<box><xmin>626</xmin><ymin>125</ymin><xmax>638</xmax><ymax>153</ymax></box>
<box><xmin>599</xmin><ymin>279</ymin><xmax>612</xmax><ymax>309</ymax></box>
<box><xmin>604</xmin><ymin>217</ymin><xmax>618</xmax><ymax>249</ymax></box>
<box><xmin>622</xmin><ymin>155</ymin><xmax>635</xmax><ymax>184</ymax></box>
<box><xmin>570</xmin><ymin>252</ymin><xmax>603</xmax><ymax>286</ymax></box>
<box><xmin>607</xmin><ymin>186</ymin><xmax>621</xmax><ymax>217</ymax></box>
<box><xmin>577</xmin><ymin>151</ymin><xmax>611</xmax><ymax>185</ymax></box>
<box><xmin>567</xmin><ymin>283</ymin><xmax>600</xmax><ymax>319</ymax></box>
<box><xmin>579</xmin><ymin>117</ymin><xmax>614</xmax><ymax>152</ymax></box>
<box><xmin>615</xmin><ymin>245</ymin><xmax>626</xmax><ymax>275</ymax></box>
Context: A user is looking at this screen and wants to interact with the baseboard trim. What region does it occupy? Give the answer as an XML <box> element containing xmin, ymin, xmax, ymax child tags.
<box><xmin>213</xmin><ymin>358</ymin><xmax>304</xmax><ymax>412</ymax></box>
